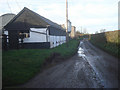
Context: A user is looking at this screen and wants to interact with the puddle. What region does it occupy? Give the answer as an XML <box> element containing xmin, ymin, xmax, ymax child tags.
<box><xmin>80</xmin><ymin>41</ymin><xmax>83</xmax><ymax>46</ymax></box>
<box><xmin>78</xmin><ymin>41</ymin><xmax>86</xmax><ymax>58</ymax></box>
<box><xmin>74</xmin><ymin>62</ymin><xmax>82</xmax><ymax>71</ymax></box>
<box><xmin>78</xmin><ymin>47</ymin><xmax>85</xmax><ymax>57</ymax></box>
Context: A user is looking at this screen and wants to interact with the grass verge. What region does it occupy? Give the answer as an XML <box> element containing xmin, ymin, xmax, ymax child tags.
<box><xmin>3</xmin><ymin>39</ymin><xmax>80</xmax><ymax>87</ymax></box>
<box><xmin>89</xmin><ymin>30</ymin><xmax>120</xmax><ymax>58</ymax></box>
<box><xmin>90</xmin><ymin>39</ymin><xmax>119</xmax><ymax>58</ymax></box>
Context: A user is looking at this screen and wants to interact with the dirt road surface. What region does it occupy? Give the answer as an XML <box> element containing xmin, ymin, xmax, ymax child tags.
<box><xmin>22</xmin><ymin>39</ymin><xmax>118</xmax><ymax>88</ymax></box>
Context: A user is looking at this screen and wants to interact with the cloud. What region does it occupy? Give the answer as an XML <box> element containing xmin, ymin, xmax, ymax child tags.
<box><xmin>35</xmin><ymin>3</ymin><xmax>66</xmax><ymax>24</ymax></box>
<box><xmin>68</xmin><ymin>0</ymin><xmax>118</xmax><ymax>33</ymax></box>
<box><xmin>0</xmin><ymin>0</ymin><xmax>118</xmax><ymax>33</ymax></box>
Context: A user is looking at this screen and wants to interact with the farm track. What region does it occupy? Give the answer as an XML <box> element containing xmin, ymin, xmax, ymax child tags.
<box><xmin>21</xmin><ymin>39</ymin><xmax>118</xmax><ymax>88</ymax></box>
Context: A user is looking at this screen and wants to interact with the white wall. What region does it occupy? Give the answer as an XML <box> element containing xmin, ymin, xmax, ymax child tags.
<box><xmin>24</xmin><ymin>32</ymin><xmax>46</xmax><ymax>43</ymax></box>
<box><xmin>23</xmin><ymin>28</ymin><xmax>66</xmax><ymax>48</ymax></box>
<box><xmin>49</xmin><ymin>36</ymin><xmax>54</xmax><ymax>48</ymax></box>
<box><xmin>4</xmin><ymin>31</ymin><xmax>9</xmax><ymax>42</ymax></box>
<box><xmin>4</xmin><ymin>31</ymin><xmax>8</xmax><ymax>35</ymax></box>
<box><xmin>49</xmin><ymin>35</ymin><xmax>66</xmax><ymax>48</ymax></box>
<box><xmin>24</xmin><ymin>28</ymin><xmax>47</xmax><ymax>43</ymax></box>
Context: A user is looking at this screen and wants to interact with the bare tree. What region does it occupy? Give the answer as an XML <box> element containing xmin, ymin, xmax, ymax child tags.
<box><xmin>100</xmin><ymin>29</ymin><xmax>106</xmax><ymax>33</ymax></box>
<box><xmin>95</xmin><ymin>31</ymin><xmax>99</xmax><ymax>34</ymax></box>
<box><xmin>83</xmin><ymin>28</ymin><xmax>88</xmax><ymax>34</ymax></box>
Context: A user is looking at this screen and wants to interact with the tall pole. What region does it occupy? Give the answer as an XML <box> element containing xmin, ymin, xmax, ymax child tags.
<box><xmin>81</xmin><ymin>26</ymin><xmax>82</xmax><ymax>34</ymax></box>
<box><xmin>66</xmin><ymin>0</ymin><xmax>68</xmax><ymax>43</ymax></box>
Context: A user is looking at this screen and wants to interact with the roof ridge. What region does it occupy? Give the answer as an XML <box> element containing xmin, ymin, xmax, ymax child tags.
<box><xmin>4</xmin><ymin>7</ymin><xmax>65</xmax><ymax>31</ymax></box>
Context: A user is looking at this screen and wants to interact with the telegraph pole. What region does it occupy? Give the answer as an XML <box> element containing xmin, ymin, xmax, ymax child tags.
<box><xmin>66</xmin><ymin>0</ymin><xmax>68</xmax><ymax>43</ymax></box>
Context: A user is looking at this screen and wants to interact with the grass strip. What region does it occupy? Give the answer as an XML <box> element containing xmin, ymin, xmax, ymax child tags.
<box><xmin>3</xmin><ymin>39</ymin><xmax>80</xmax><ymax>87</ymax></box>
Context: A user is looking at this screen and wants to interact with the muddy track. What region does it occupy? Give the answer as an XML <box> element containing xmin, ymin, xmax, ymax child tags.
<box><xmin>21</xmin><ymin>39</ymin><xmax>118</xmax><ymax>88</ymax></box>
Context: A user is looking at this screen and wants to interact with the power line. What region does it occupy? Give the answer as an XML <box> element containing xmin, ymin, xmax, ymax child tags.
<box><xmin>14</xmin><ymin>0</ymin><xmax>21</xmax><ymax>10</ymax></box>
<box><xmin>6</xmin><ymin>0</ymin><xmax>12</xmax><ymax>13</ymax></box>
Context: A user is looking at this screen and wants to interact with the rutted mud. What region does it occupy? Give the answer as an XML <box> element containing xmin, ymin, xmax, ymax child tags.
<box><xmin>21</xmin><ymin>39</ymin><xmax>118</xmax><ymax>88</ymax></box>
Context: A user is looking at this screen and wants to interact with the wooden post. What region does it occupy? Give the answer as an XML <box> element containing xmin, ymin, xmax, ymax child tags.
<box><xmin>66</xmin><ymin>0</ymin><xmax>69</xmax><ymax>46</ymax></box>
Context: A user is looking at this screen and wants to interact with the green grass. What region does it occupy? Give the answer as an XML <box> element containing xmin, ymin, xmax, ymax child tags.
<box><xmin>52</xmin><ymin>39</ymin><xmax>80</xmax><ymax>58</ymax></box>
<box><xmin>3</xmin><ymin>39</ymin><xmax>80</xmax><ymax>87</ymax></box>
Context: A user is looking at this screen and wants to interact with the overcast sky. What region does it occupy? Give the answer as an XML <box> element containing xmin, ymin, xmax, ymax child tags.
<box><xmin>0</xmin><ymin>0</ymin><xmax>119</xmax><ymax>33</ymax></box>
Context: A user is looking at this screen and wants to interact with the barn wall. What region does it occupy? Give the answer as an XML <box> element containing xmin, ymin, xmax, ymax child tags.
<box><xmin>23</xmin><ymin>31</ymin><xmax>46</xmax><ymax>43</ymax></box>
<box><xmin>4</xmin><ymin>31</ymin><xmax>9</xmax><ymax>43</ymax></box>
<box><xmin>49</xmin><ymin>26</ymin><xmax>66</xmax><ymax>36</ymax></box>
<box><xmin>49</xmin><ymin>35</ymin><xmax>66</xmax><ymax>48</ymax></box>
<box><xmin>23</xmin><ymin>28</ymin><xmax>47</xmax><ymax>43</ymax></box>
<box><xmin>4</xmin><ymin>31</ymin><xmax>8</xmax><ymax>35</ymax></box>
<box><xmin>23</xmin><ymin>42</ymin><xmax>50</xmax><ymax>49</ymax></box>
<box><xmin>23</xmin><ymin>28</ymin><xmax>66</xmax><ymax>49</ymax></box>
<box><xmin>70</xmin><ymin>26</ymin><xmax>76</xmax><ymax>38</ymax></box>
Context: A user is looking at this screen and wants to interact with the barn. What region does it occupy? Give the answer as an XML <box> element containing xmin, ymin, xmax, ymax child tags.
<box><xmin>3</xmin><ymin>7</ymin><xmax>67</xmax><ymax>49</ymax></box>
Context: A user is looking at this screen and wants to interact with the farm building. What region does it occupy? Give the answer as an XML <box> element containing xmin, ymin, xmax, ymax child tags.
<box><xmin>68</xmin><ymin>20</ymin><xmax>71</xmax><ymax>33</ymax></box>
<box><xmin>60</xmin><ymin>22</ymin><xmax>76</xmax><ymax>38</ymax></box>
<box><xmin>0</xmin><ymin>13</ymin><xmax>16</xmax><ymax>49</ymax></box>
<box><xmin>3</xmin><ymin>7</ymin><xmax>66</xmax><ymax>49</ymax></box>
<box><xmin>0</xmin><ymin>13</ymin><xmax>15</xmax><ymax>36</ymax></box>
<box><xmin>70</xmin><ymin>26</ymin><xmax>76</xmax><ymax>38</ymax></box>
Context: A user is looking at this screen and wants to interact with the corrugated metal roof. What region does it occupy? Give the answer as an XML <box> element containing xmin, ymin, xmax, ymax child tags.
<box><xmin>1</xmin><ymin>13</ymin><xmax>15</xmax><ymax>17</ymax></box>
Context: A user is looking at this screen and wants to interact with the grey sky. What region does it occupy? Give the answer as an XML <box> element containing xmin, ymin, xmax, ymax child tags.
<box><xmin>0</xmin><ymin>0</ymin><xmax>119</xmax><ymax>33</ymax></box>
